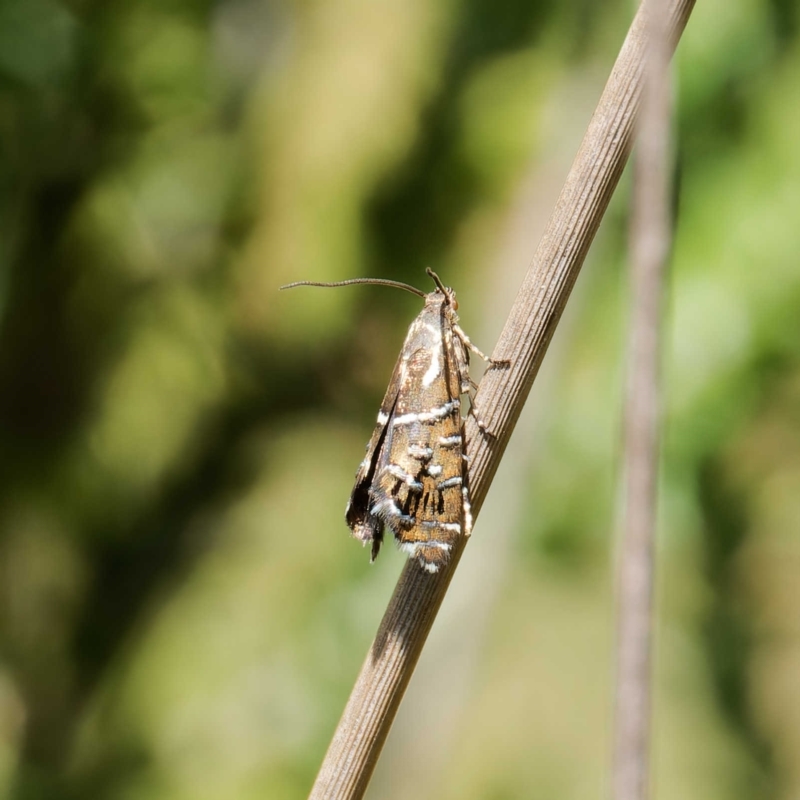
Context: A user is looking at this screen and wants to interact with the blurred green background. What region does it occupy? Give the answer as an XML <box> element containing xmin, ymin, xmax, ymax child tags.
<box><xmin>1</xmin><ymin>0</ymin><xmax>799</xmax><ymax>798</ymax></box>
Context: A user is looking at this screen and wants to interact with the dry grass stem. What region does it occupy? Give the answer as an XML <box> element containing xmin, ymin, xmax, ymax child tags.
<box><xmin>310</xmin><ymin>1</ymin><xmax>696</xmax><ymax>797</ymax></box>
<box><xmin>613</xmin><ymin>2</ymin><xmax>674</xmax><ymax>800</ymax></box>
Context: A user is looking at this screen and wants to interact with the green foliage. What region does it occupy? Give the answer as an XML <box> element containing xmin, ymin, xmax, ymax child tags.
<box><xmin>1</xmin><ymin>0</ymin><xmax>799</xmax><ymax>799</ymax></box>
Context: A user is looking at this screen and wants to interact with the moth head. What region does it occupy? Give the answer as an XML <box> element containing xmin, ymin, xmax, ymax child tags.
<box><xmin>425</xmin><ymin>268</ymin><xmax>458</xmax><ymax>310</ymax></box>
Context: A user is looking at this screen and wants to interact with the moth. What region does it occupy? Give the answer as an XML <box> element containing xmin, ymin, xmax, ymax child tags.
<box><xmin>281</xmin><ymin>269</ymin><xmax>498</xmax><ymax>573</ymax></box>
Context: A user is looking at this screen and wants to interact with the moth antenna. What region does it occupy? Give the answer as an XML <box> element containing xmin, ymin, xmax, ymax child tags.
<box><xmin>425</xmin><ymin>268</ymin><xmax>448</xmax><ymax>296</ymax></box>
<box><xmin>280</xmin><ymin>278</ymin><xmax>426</xmax><ymax>298</ymax></box>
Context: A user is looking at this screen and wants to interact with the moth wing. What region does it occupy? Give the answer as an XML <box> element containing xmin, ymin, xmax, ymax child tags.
<box><xmin>345</xmin><ymin>351</ymin><xmax>404</xmax><ymax>560</ymax></box>
<box><xmin>373</xmin><ymin>333</ymin><xmax>466</xmax><ymax>573</ymax></box>
<box><xmin>346</xmin><ymin>294</ymin><xmax>473</xmax><ymax>572</ymax></box>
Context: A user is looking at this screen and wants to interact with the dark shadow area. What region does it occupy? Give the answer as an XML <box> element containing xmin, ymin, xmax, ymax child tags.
<box><xmin>697</xmin><ymin>457</ymin><xmax>776</xmax><ymax>800</ymax></box>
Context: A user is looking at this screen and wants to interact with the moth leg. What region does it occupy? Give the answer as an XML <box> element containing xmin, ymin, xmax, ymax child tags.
<box><xmin>469</xmin><ymin>404</ymin><xmax>493</xmax><ymax>435</ymax></box>
<box><xmin>453</xmin><ymin>323</ymin><xmax>510</xmax><ymax>369</ymax></box>
<box><xmin>464</xmin><ymin>387</ymin><xmax>496</xmax><ymax>437</ymax></box>
<box><xmin>461</xmin><ymin>482</ymin><xmax>473</xmax><ymax>538</ymax></box>
<box><xmin>452</xmin><ymin>323</ymin><xmax>490</xmax><ymax>362</ymax></box>
<box><xmin>458</xmin><ymin>376</ymin><xmax>487</xmax><ymax>431</ymax></box>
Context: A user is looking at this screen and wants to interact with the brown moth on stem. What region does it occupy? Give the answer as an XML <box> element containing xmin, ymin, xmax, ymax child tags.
<box><xmin>281</xmin><ymin>269</ymin><xmax>503</xmax><ymax>573</ymax></box>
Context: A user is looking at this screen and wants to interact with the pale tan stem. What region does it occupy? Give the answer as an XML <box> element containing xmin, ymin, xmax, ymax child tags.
<box><xmin>613</xmin><ymin>2</ymin><xmax>674</xmax><ymax>799</ymax></box>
